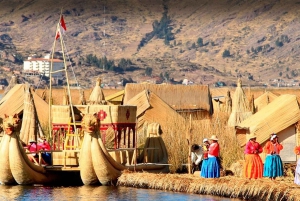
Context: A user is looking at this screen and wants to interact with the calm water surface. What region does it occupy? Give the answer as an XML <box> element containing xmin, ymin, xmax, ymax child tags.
<box><xmin>0</xmin><ymin>185</ymin><xmax>241</xmax><ymax>201</ymax></box>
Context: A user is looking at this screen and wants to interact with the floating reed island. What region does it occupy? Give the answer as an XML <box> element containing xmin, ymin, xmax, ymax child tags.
<box><xmin>117</xmin><ymin>172</ymin><xmax>300</xmax><ymax>201</ymax></box>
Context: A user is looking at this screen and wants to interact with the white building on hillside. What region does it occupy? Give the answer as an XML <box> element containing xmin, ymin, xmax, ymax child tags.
<box><xmin>23</xmin><ymin>54</ymin><xmax>64</xmax><ymax>78</ymax></box>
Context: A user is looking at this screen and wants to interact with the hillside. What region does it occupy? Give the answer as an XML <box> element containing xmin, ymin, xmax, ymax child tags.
<box><xmin>1</xmin><ymin>0</ymin><xmax>300</xmax><ymax>87</ymax></box>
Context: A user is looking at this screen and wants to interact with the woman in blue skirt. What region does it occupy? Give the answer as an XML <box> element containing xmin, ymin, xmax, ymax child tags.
<box><xmin>201</xmin><ymin>135</ymin><xmax>220</xmax><ymax>178</ymax></box>
<box><xmin>263</xmin><ymin>134</ymin><xmax>284</xmax><ymax>180</ymax></box>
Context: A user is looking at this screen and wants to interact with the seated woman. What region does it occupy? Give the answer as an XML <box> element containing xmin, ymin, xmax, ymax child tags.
<box><xmin>201</xmin><ymin>135</ymin><xmax>220</xmax><ymax>178</ymax></box>
<box><xmin>37</xmin><ymin>137</ymin><xmax>52</xmax><ymax>165</ymax></box>
<box><xmin>27</xmin><ymin>139</ymin><xmax>48</xmax><ymax>165</ymax></box>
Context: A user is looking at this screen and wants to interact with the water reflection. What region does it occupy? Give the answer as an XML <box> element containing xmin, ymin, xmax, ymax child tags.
<box><xmin>0</xmin><ymin>185</ymin><xmax>240</xmax><ymax>201</ymax></box>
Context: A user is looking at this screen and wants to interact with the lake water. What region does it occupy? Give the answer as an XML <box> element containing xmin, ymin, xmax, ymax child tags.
<box><xmin>0</xmin><ymin>185</ymin><xmax>241</xmax><ymax>201</ymax></box>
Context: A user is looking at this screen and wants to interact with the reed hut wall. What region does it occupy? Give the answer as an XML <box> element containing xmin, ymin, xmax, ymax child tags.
<box><xmin>123</xmin><ymin>83</ymin><xmax>213</xmax><ymax>119</ymax></box>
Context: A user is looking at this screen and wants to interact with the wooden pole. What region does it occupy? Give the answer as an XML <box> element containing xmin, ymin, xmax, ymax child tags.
<box><xmin>187</xmin><ymin>114</ymin><xmax>192</xmax><ymax>174</ymax></box>
<box><xmin>48</xmin><ymin>22</ymin><xmax>60</xmax><ymax>139</ymax></box>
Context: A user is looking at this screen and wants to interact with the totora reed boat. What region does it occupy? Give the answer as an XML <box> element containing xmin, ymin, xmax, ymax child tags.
<box><xmin>0</xmin><ymin>14</ymin><xmax>169</xmax><ymax>185</ymax></box>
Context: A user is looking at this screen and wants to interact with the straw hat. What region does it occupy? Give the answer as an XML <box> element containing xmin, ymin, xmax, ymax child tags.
<box><xmin>203</xmin><ymin>138</ymin><xmax>209</xmax><ymax>143</ymax></box>
<box><xmin>248</xmin><ymin>134</ymin><xmax>257</xmax><ymax>140</ymax></box>
<box><xmin>209</xmin><ymin>135</ymin><xmax>218</xmax><ymax>141</ymax></box>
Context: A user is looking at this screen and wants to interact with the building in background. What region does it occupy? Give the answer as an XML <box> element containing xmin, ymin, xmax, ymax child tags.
<box><xmin>23</xmin><ymin>54</ymin><xmax>64</xmax><ymax>78</ymax></box>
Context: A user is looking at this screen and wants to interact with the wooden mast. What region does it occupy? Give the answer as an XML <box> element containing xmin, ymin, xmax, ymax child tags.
<box><xmin>49</xmin><ymin>12</ymin><xmax>77</xmax><ymax>138</ymax></box>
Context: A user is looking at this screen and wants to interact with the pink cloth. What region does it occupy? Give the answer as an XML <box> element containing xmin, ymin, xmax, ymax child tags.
<box><xmin>37</xmin><ymin>141</ymin><xmax>51</xmax><ymax>151</ymax></box>
<box><xmin>28</xmin><ymin>143</ymin><xmax>37</xmax><ymax>152</ymax></box>
<box><xmin>208</xmin><ymin>142</ymin><xmax>220</xmax><ymax>157</ymax></box>
<box><xmin>245</xmin><ymin>141</ymin><xmax>262</xmax><ymax>154</ymax></box>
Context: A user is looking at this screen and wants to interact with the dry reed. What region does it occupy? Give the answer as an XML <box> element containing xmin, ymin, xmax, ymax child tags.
<box><xmin>117</xmin><ymin>172</ymin><xmax>300</xmax><ymax>201</ymax></box>
<box><xmin>161</xmin><ymin>111</ymin><xmax>243</xmax><ymax>173</ymax></box>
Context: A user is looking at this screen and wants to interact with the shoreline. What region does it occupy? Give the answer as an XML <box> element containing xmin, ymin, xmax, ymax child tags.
<box><xmin>117</xmin><ymin>172</ymin><xmax>300</xmax><ymax>201</ymax></box>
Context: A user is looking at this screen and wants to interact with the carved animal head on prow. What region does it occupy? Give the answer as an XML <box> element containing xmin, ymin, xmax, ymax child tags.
<box><xmin>3</xmin><ymin>114</ymin><xmax>21</xmax><ymax>134</ymax></box>
<box><xmin>81</xmin><ymin>113</ymin><xmax>99</xmax><ymax>134</ymax></box>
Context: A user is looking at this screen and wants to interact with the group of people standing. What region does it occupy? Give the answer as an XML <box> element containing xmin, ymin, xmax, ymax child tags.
<box><xmin>191</xmin><ymin>135</ymin><xmax>220</xmax><ymax>178</ymax></box>
<box><xmin>191</xmin><ymin>133</ymin><xmax>300</xmax><ymax>184</ymax></box>
<box><xmin>244</xmin><ymin>133</ymin><xmax>284</xmax><ymax>180</ymax></box>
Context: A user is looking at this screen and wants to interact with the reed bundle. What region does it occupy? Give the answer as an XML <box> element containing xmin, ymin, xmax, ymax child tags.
<box><xmin>228</xmin><ymin>79</ymin><xmax>252</xmax><ymax>127</ymax></box>
<box><xmin>88</xmin><ymin>78</ymin><xmax>105</xmax><ymax>105</ymax></box>
<box><xmin>118</xmin><ymin>172</ymin><xmax>300</xmax><ymax>201</ymax></box>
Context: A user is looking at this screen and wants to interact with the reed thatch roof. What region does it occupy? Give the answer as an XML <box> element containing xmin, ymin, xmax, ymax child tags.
<box><xmin>0</xmin><ymin>84</ymin><xmax>49</xmax><ymax>127</ymax></box>
<box><xmin>254</xmin><ymin>91</ymin><xmax>279</xmax><ymax>112</ymax></box>
<box><xmin>228</xmin><ymin>79</ymin><xmax>252</xmax><ymax>127</ymax></box>
<box><xmin>125</xmin><ymin>89</ymin><xmax>184</xmax><ymax>131</ymax></box>
<box><xmin>236</xmin><ymin>94</ymin><xmax>300</xmax><ymax>147</ymax></box>
<box><xmin>105</xmin><ymin>90</ymin><xmax>124</xmax><ymax>104</ymax></box>
<box><xmin>124</xmin><ymin>83</ymin><xmax>213</xmax><ymax>113</ymax></box>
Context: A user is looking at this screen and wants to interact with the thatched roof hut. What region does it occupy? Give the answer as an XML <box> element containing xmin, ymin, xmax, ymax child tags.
<box><xmin>124</xmin><ymin>83</ymin><xmax>213</xmax><ymax>119</ymax></box>
<box><xmin>236</xmin><ymin>94</ymin><xmax>300</xmax><ymax>162</ymax></box>
<box><xmin>125</xmin><ymin>89</ymin><xmax>184</xmax><ymax>132</ymax></box>
<box><xmin>0</xmin><ymin>84</ymin><xmax>49</xmax><ymax>127</ymax></box>
<box><xmin>228</xmin><ymin>79</ymin><xmax>252</xmax><ymax>127</ymax></box>
<box><xmin>254</xmin><ymin>91</ymin><xmax>278</xmax><ymax>112</ymax></box>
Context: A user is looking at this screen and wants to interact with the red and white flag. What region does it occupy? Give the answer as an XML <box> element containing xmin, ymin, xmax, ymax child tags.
<box><xmin>60</xmin><ymin>15</ymin><xmax>67</xmax><ymax>31</ymax></box>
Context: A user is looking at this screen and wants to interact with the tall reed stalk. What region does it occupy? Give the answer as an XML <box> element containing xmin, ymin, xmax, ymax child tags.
<box><xmin>162</xmin><ymin>111</ymin><xmax>244</xmax><ymax>173</ymax></box>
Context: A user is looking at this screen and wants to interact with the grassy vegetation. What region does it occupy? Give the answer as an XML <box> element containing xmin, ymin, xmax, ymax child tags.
<box><xmin>162</xmin><ymin>112</ymin><xmax>244</xmax><ymax>173</ymax></box>
<box><xmin>118</xmin><ymin>172</ymin><xmax>300</xmax><ymax>200</ymax></box>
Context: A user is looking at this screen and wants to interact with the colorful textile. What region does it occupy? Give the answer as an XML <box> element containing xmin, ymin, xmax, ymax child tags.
<box><xmin>264</xmin><ymin>141</ymin><xmax>283</xmax><ymax>155</ymax></box>
<box><xmin>244</xmin><ymin>141</ymin><xmax>262</xmax><ymax>154</ymax></box>
<box><xmin>208</xmin><ymin>142</ymin><xmax>220</xmax><ymax>157</ymax></box>
<box><xmin>295</xmin><ymin>158</ymin><xmax>300</xmax><ymax>185</ymax></box>
<box><xmin>201</xmin><ymin>156</ymin><xmax>220</xmax><ymax>178</ymax></box>
<box><xmin>263</xmin><ymin>155</ymin><xmax>284</xmax><ymax>177</ymax></box>
<box><xmin>244</xmin><ymin>154</ymin><xmax>263</xmax><ymax>179</ymax></box>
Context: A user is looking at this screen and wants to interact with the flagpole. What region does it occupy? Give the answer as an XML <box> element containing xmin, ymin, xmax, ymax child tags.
<box><xmin>49</xmin><ymin>22</ymin><xmax>60</xmax><ymax>140</ymax></box>
<box><xmin>58</xmin><ymin>16</ymin><xmax>77</xmax><ymax>135</ymax></box>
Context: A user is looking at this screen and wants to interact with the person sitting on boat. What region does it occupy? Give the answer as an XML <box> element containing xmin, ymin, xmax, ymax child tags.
<box><xmin>263</xmin><ymin>134</ymin><xmax>284</xmax><ymax>180</ymax></box>
<box><xmin>27</xmin><ymin>139</ymin><xmax>48</xmax><ymax>165</ymax></box>
<box><xmin>201</xmin><ymin>135</ymin><xmax>220</xmax><ymax>178</ymax></box>
<box><xmin>191</xmin><ymin>144</ymin><xmax>203</xmax><ymax>173</ymax></box>
<box><xmin>37</xmin><ymin>137</ymin><xmax>52</xmax><ymax>165</ymax></box>
<box><xmin>202</xmin><ymin>138</ymin><xmax>210</xmax><ymax>160</ymax></box>
<box><xmin>294</xmin><ymin>145</ymin><xmax>300</xmax><ymax>185</ymax></box>
<box><xmin>243</xmin><ymin>134</ymin><xmax>263</xmax><ymax>179</ymax></box>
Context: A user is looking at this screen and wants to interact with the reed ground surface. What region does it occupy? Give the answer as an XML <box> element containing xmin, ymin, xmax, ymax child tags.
<box><xmin>118</xmin><ymin>172</ymin><xmax>300</xmax><ymax>201</ymax></box>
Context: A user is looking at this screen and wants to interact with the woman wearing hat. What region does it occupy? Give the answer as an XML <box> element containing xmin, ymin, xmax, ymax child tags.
<box><xmin>244</xmin><ymin>134</ymin><xmax>263</xmax><ymax>179</ymax></box>
<box><xmin>263</xmin><ymin>134</ymin><xmax>283</xmax><ymax>180</ymax></box>
<box><xmin>201</xmin><ymin>135</ymin><xmax>220</xmax><ymax>178</ymax></box>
